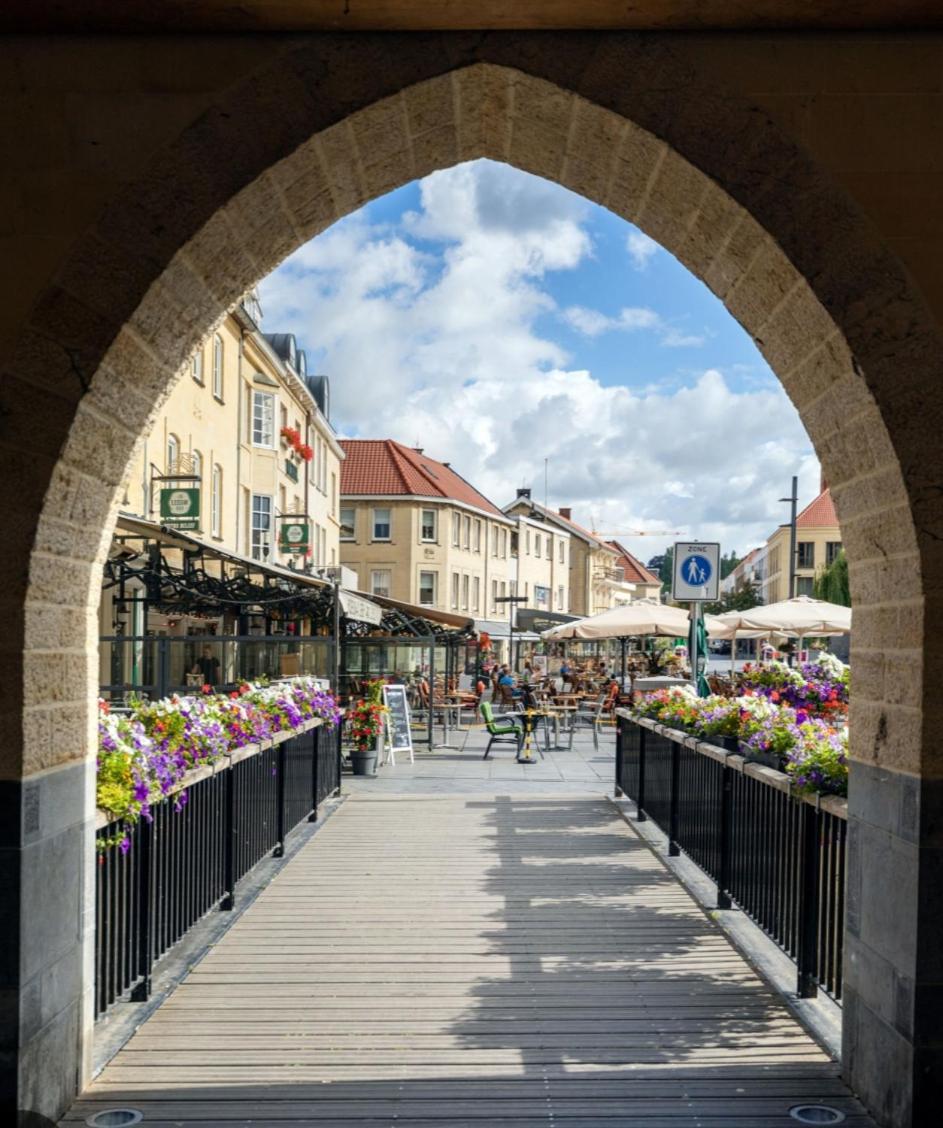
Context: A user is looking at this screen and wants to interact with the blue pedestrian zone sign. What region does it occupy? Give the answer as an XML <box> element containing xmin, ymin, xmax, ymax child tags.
<box><xmin>672</xmin><ymin>542</ymin><xmax>721</xmax><ymax>601</ymax></box>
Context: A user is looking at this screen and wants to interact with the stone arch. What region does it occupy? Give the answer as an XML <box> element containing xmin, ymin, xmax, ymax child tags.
<box><xmin>5</xmin><ymin>35</ymin><xmax>941</xmax><ymax>1126</ymax></box>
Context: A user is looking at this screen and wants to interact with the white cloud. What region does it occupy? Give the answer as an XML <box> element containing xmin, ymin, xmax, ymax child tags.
<box><xmin>562</xmin><ymin>303</ymin><xmax>704</xmax><ymax>348</ymax></box>
<box><xmin>259</xmin><ymin>159</ymin><xmax>818</xmax><ymax>560</ymax></box>
<box><xmin>627</xmin><ymin>230</ymin><xmax>658</xmax><ymax>270</ymax></box>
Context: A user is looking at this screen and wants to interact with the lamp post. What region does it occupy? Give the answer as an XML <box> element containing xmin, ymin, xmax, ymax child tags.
<box><xmin>494</xmin><ymin>595</ymin><xmax>527</xmax><ymax>672</ymax></box>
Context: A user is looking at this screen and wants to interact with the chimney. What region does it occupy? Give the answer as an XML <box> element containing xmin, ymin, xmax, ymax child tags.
<box><xmin>516</xmin><ymin>487</ymin><xmax>531</xmax><ymax>499</ymax></box>
<box><xmin>558</xmin><ymin>507</ymin><xmax>571</xmax><ymax>520</ymax></box>
<box><xmin>413</xmin><ymin>448</ymin><xmax>423</xmax><ymax>455</ymax></box>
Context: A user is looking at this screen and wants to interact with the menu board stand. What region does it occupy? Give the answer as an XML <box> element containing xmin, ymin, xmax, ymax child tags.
<box><xmin>381</xmin><ymin>685</ymin><xmax>415</xmax><ymax>766</ymax></box>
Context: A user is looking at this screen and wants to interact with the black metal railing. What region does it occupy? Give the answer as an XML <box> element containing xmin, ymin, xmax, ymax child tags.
<box><xmin>615</xmin><ymin>711</ymin><xmax>847</xmax><ymax>1001</ymax></box>
<box><xmin>95</xmin><ymin>721</ymin><xmax>339</xmax><ymax>1020</ymax></box>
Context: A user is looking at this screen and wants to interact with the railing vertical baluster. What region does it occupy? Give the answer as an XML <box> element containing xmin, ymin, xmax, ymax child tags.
<box><xmin>614</xmin><ymin>719</ymin><xmax>623</xmax><ymax>798</ymax></box>
<box><xmin>222</xmin><ymin>762</ymin><xmax>236</xmax><ymax>910</ymax></box>
<box><xmin>668</xmin><ymin>739</ymin><xmax>681</xmax><ymax>856</ymax></box>
<box><xmin>636</xmin><ymin>724</ymin><xmax>647</xmax><ymax>822</ymax></box>
<box><xmin>797</xmin><ymin>798</ymin><xmax>821</xmax><ymax>998</ymax></box>
<box><xmin>335</xmin><ymin>719</ymin><xmax>343</xmax><ymax>796</ymax></box>
<box><xmin>274</xmin><ymin>738</ymin><xmax>287</xmax><ymax>858</ymax></box>
<box><xmin>310</xmin><ymin>725</ymin><xmax>320</xmax><ymax>821</ymax></box>
<box><xmin>130</xmin><ymin>816</ymin><xmax>154</xmax><ymax>1002</ymax></box>
<box><xmin>716</xmin><ymin>757</ymin><xmax>733</xmax><ymax>910</ymax></box>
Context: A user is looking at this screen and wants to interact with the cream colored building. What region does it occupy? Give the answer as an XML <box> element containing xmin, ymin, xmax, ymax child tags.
<box><xmin>502</xmin><ymin>498</ymin><xmax>632</xmax><ymax>616</ymax></box>
<box><xmin>121</xmin><ymin>294</ymin><xmax>344</xmax><ymax>570</ymax></box>
<box><xmin>763</xmin><ymin>487</ymin><xmax>842</xmax><ymax>604</ymax></box>
<box><xmin>507</xmin><ymin>508</ymin><xmax>570</xmax><ymax>614</ymax></box>
<box><xmin>338</xmin><ymin>440</ymin><xmax>514</xmax><ymax>615</ymax></box>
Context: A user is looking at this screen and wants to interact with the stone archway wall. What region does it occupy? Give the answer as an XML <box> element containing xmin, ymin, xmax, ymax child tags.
<box><xmin>3</xmin><ymin>34</ymin><xmax>941</xmax><ymax>1128</ymax></box>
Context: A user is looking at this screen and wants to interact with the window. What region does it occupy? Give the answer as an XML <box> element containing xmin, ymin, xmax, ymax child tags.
<box><xmin>826</xmin><ymin>541</ymin><xmax>843</xmax><ymax>566</ymax></box>
<box><xmin>526</xmin><ymin>530</ymin><xmax>531</xmax><ymax>555</ymax></box>
<box><xmin>462</xmin><ymin>574</ymin><xmax>470</xmax><ymax>611</ymax></box>
<box><xmin>500</xmin><ymin>581</ymin><xmax>507</xmax><ymax>599</ymax></box>
<box><xmin>166</xmin><ymin>433</ymin><xmax>179</xmax><ymax>472</ymax></box>
<box><xmin>492</xmin><ymin>525</ymin><xmax>499</xmax><ymax>556</ymax></box>
<box><xmin>535</xmin><ymin>585</ymin><xmax>549</xmax><ymax>606</ymax></box>
<box><xmin>340</xmin><ymin>506</ymin><xmax>355</xmax><ymax>541</ymax></box>
<box><xmin>252</xmin><ymin>391</ymin><xmax>274</xmax><ymax>446</ymax></box>
<box><xmin>451</xmin><ymin>572</ymin><xmax>460</xmax><ymax>609</ymax></box>
<box><xmin>211</xmin><ymin>464</ymin><xmax>222</xmax><ymax>537</ymax></box>
<box><xmin>491</xmin><ymin>579</ymin><xmax>498</xmax><ymax>612</ymax></box>
<box><xmin>474</xmin><ymin>520</ymin><xmax>481</xmax><ymax>552</ymax></box>
<box><xmin>419</xmin><ymin>571</ymin><xmax>436</xmax><ymax>606</ymax></box>
<box><xmin>511</xmin><ymin>531</ymin><xmax>519</xmax><ymax>557</ymax></box>
<box><xmin>558</xmin><ymin>585</ymin><xmax>564</xmax><ymax>608</ymax></box>
<box><xmin>192</xmin><ymin>450</ymin><xmax>203</xmax><ymax>521</ymax></box>
<box><xmin>797</xmin><ymin>576</ymin><xmax>815</xmax><ymax>596</ymax></box>
<box><xmin>251</xmin><ymin>494</ymin><xmax>272</xmax><ymax>560</ymax></box>
<box><xmin>797</xmin><ymin>542</ymin><xmax>815</xmax><ymax>569</ymax></box>
<box><xmin>191</xmin><ymin>348</ymin><xmax>203</xmax><ymax>384</ymax></box>
<box><xmin>331</xmin><ymin>472</ymin><xmax>337</xmax><ymax>516</ymax></box>
<box><xmin>501</xmin><ymin>529</ymin><xmax>508</xmax><ymax>557</ymax></box>
<box><xmin>472</xmin><ymin>576</ymin><xmax>480</xmax><ymax>612</ymax></box>
<box><xmin>559</xmin><ymin>541</ymin><xmax>565</xmax><ymax>563</ymax></box>
<box><xmin>371</xmin><ymin>570</ymin><xmax>392</xmax><ymax>598</ymax></box>
<box><xmin>452</xmin><ymin>512</ymin><xmax>461</xmax><ymax>547</ymax></box>
<box><xmin>535</xmin><ymin>534</ymin><xmax>541</xmax><ymax>558</ymax></box>
<box><xmin>463</xmin><ymin>515</ymin><xmax>471</xmax><ymax>550</ymax></box>
<box><xmin>212</xmin><ymin>334</ymin><xmax>224</xmax><ymax>400</ymax></box>
<box><xmin>421</xmin><ymin>508</ymin><xmax>437</xmax><ymax>542</ymax></box>
<box><xmin>280</xmin><ymin>403</ymin><xmax>288</xmax><ymax>432</ymax></box>
<box><xmin>372</xmin><ymin>507</ymin><xmax>391</xmax><ymax>541</ymax></box>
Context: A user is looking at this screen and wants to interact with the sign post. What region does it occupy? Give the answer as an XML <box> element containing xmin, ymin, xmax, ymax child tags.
<box><xmin>672</xmin><ymin>542</ymin><xmax>720</xmax><ymax>695</ymax></box>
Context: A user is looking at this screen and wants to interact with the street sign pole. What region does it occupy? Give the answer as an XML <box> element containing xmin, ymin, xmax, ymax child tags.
<box><xmin>672</xmin><ymin>542</ymin><xmax>721</xmax><ymax>696</ymax></box>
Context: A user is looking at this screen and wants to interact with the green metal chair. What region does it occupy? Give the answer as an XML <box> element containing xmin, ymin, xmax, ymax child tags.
<box><xmin>480</xmin><ymin>700</ymin><xmax>523</xmax><ymax>760</ymax></box>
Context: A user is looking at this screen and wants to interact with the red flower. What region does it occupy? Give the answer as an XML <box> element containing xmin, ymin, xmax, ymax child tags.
<box><xmin>201</xmin><ymin>684</ymin><xmax>212</xmax><ymax>694</ymax></box>
<box><xmin>770</xmin><ymin>690</ymin><xmax>780</xmax><ymax>703</ymax></box>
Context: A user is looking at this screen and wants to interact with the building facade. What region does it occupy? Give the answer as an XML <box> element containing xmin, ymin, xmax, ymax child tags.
<box><xmin>762</xmin><ymin>487</ymin><xmax>842</xmax><ymax>604</ymax></box>
<box><xmin>121</xmin><ymin>295</ymin><xmax>343</xmax><ymax>572</ymax></box>
<box><xmin>339</xmin><ymin>440</ymin><xmax>514</xmax><ymax>615</ymax></box>
<box><xmin>606</xmin><ymin>541</ymin><xmax>662</xmax><ymax>602</ymax></box>
<box><xmin>502</xmin><ymin>498</ymin><xmax>630</xmax><ymax>616</ymax></box>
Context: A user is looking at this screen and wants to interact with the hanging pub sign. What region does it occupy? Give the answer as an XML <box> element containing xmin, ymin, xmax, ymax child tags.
<box><xmin>279</xmin><ymin>521</ymin><xmax>310</xmax><ymax>554</ymax></box>
<box><xmin>159</xmin><ymin>487</ymin><xmax>200</xmax><ymax>530</ymax></box>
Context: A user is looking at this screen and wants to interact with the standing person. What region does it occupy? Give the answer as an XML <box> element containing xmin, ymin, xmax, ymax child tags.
<box><xmin>522</xmin><ymin>660</ymin><xmax>535</xmax><ymax>685</ymax></box>
<box><xmin>192</xmin><ymin>644</ymin><xmax>220</xmax><ymax>687</ymax></box>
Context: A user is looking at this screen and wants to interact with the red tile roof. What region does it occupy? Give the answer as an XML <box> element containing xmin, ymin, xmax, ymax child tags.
<box><xmin>339</xmin><ymin>439</ymin><xmax>506</xmax><ymax>517</ymax></box>
<box><xmin>606</xmin><ymin>541</ymin><xmax>662</xmax><ymax>585</ymax></box>
<box><xmin>504</xmin><ymin>499</ymin><xmax>615</xmax><ymax>551</ymax></box>
<box><xmin>796</xmin><ymin>487</ymin><xmax>839</xmax><ymax>529</ymax></box>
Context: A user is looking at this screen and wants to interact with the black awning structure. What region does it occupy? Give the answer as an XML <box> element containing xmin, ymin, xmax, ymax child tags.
<box><xmin>106</xmin><ymin>515</ymin><xmax>474</xmax><ymax>641</ymax></box>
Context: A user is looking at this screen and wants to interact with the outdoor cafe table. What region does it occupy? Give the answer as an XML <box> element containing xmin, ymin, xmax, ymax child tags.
<box><xmin>632</xmin><ymin>676</ymin><xmax>691</xmax><ymax>693</ymax></box>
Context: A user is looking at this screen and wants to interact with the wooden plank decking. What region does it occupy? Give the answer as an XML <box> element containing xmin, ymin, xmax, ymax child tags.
<box><xmin>67</xmin><ymin>793</ymin><xmax>874</xmax><ymax>1126</ymax></box>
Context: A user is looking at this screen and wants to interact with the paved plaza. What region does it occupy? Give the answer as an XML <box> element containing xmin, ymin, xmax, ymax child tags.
<box><xmin>65</xmin><ymin>724</ymin><xmax>874</xmax><ymax>1126</ymax></box>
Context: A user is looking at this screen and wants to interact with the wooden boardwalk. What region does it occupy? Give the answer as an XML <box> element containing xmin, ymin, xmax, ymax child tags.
<box><xmin>68</xmin><ymin>793</ymin><xmax>875</xmax><ymax>1126</ymax></box>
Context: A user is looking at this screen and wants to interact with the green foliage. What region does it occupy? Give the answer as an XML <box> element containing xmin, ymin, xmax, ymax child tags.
<box><xmin>720</xmin><ymin>551</ymin><xmax>741</xmax><ymax>580</ymax></box>
<box><xmin>703</xmin><ymin>581</ymin><xmax>761</xmax><ymax>615</ymax></box>
<box><xmin>813</xmin><ymin>549</ymin><xmax>851</xmax><ymax>607</ymax></box>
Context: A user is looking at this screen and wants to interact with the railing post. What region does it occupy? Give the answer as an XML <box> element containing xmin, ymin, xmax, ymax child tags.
<box><xmin>636</xmin><ymin>723</ymin><xmax>647</xmax><ymax>821</ymax></box>
<box><xmin>336</xmin><ymin>717</ymin><xmax>343</xmax><ymax>797</ymax></box>
<box><xmin>130</xmin><ymin>817</ymin><xmax>155</xmax><ymax>1002</ymax></box>
<box><xmin>668</xmin><ymin>738</ymin><xmax>681</xmax><ymax>856</ymax></box>
<box><xmin>614</xmin><ymin>716</ymin><xmax>623</xmax><ymax>798</ymax></box>
<box><xmin>221</xmin><ymin>763</ymin><xmax>236</xmax><ymax>911</ymax></box>
<box><xmin>274</xmin><ymin>738</ymin><xmax>287</xmax><ymax>858</ymax></box>
<box><xmin>797</xmin><ymin>797</ymin><xmax>821</xmax><ymax>998</ymax></box>
<box><xmin>309</xmin><ymin>725</ymin><xmax>320</xmax><ymax>822</ymax></box>
<box><xmin>717</xmin><ymin>757</ymin><xmax>733</xmax><ymax>910</ymax></box>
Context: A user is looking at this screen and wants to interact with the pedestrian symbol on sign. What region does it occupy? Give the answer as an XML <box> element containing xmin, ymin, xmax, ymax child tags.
<box><xmin>683</xmin><ymin>554</ymin><xmax>712</xmax><ymax>586</ymax></box>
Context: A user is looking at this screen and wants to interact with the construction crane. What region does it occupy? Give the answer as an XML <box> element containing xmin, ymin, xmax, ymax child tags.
<box><xmin>591</xmin><ymin>529</ymin><xmax>686</xmax><ymax>538</ymax></box>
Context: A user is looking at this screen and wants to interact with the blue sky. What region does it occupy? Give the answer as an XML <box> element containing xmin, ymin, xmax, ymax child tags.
<box><xmin>259</xmin><ymin>159</ymin><xmax>818</xmax><ymax>560</ymax></box>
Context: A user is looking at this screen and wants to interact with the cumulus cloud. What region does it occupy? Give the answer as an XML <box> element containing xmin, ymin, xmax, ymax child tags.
<box><xmin>627</xmin><ymin>230</ymin><xmax>659</xmax><ymax>270</ymax></box>
<box><xmin>259</xmin><ymin>159</ymin><xmax>818</xmax><ymax>559</ymax></box>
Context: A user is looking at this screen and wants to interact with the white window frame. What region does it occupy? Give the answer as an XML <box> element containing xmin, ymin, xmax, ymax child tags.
<box><xmin>452</xmin><ymin>512</ymin><xmax>461</xmax><ymax>548</ymax></box>
<box><xmin>420</xmin><ymin>508</ymin><xmax>437</xmax><ymax>543</ymax></box>
<box><xmin>339</xmin><ymin>506</ymin><xmax>355</xmax><ymax>542</ymax></box>
<box><xmin>534</xmin><ymin>533</ymin><xmax>541</xmax><ymax>558</ymax></box>
<box><xmin>211</xmin><ymin>464</ymin><xmax>222</xmax><ymax>538</ymax></box>
<box><xmin>451</xmin><ymin>572</ymin><xmax>460</xmax><ymax>610</ymax></box>
<box><xmin>474</xmin><ymin>520</ymin><xmax>481</xmax><ymax>552</ymax></box>
<box><xmin>472</xmin><ymin>576</ymin><xmax>480</xmax><ymax>613</ymax></box>
<box><xmin>212</xmin><ymin>334</ymin><xmax>224</xmax><ymax>401</ymax></box>
<box><xmin>252</xmin><ymin>390</ymin><xmax>275</xmax><ymax>447</ymax></box>
<box><xmin>461</xmin><ymin>574</ymin><xmax>470</xmax><ymax>611</ymax></box>
<box><xmin>463</xmin><ymin>515</ymin><xmax>471</xmax><ymax>550</ymax></box>
<box><xmin>419</xmin><ymin>570</ymin><xmax>437</xmax><ymax>606</ymax></box>
<box><xmin>372</xmin><ymin>507</ymin><xmax>391</xmax><ymax>542</ymax></box>
<box><xmin>250</xmin><ymin>493</ymin><xmax>272</xmax><ymax>561</ymax></box>
<box><xmin>191</xmin><ymin>348</ymin><xmax>203</xmax><ymax>384</ymax></box>
<box><xmin>370</xmin><ymin>569</ymin><xmax>392</xmax><ymax>598</ymax></box>
<box><xmin>559</xmin><ymin>541</ymin><xmax>565</xmax><ymax>563</ymax></box>
<box><xmin>167</xmin><ymin>433</ymin><xmax>179</xmax><ymax>473</ymax></box>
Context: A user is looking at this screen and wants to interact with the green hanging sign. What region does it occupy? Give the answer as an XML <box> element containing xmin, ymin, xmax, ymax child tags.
<box><xmin>159</xmin><ymin>487</ymin><xmax>200</xmax><ymax>529</ymax></box>
<box><xmin>279</xmin><ymin>521</ymin><xmax>310</xmax><ymax>554</ymax></box>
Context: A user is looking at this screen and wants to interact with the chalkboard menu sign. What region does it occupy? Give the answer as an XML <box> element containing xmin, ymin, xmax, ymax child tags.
<box><xmin>382</xmin><ymin>685</ymin><xmax>414</xmax><ymax>758</ymax></box>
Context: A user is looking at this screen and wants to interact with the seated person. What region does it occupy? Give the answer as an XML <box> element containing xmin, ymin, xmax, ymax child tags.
<box><xmin>497</xmin><ymin>667</ymin><xmax>520</xmax><ymax>701</ymax></box>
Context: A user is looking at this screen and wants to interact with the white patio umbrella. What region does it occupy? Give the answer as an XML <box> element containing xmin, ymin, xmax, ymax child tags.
<box><xmin>541</xmin><ymin>599</ymin><xmax>691</xmax><ymax>641</ymax></box>
<box><xmin>711</xmin><ymin>595</ymin><xmax>851</xmax><ymax>674</ymax></box>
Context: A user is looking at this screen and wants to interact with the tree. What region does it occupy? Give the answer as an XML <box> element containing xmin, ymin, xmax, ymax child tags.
<box><xmin>646</xmin><ymin>548</ymin><xmax>673</xmax><ymax>595</ymax></box>
<box><xmin>813</xmin><ymin>549</ymin><xmax>850</xmax><ymax>607</ymax></box>
<box><xmin>720</xmin><ymin>550</ymin><xmax>741</xmax><ymax>580</ymax></box>
<box><xmin>702</xmin><ymin>581</ymin><xmax>761</xmax><ymax>616</ymax></box>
